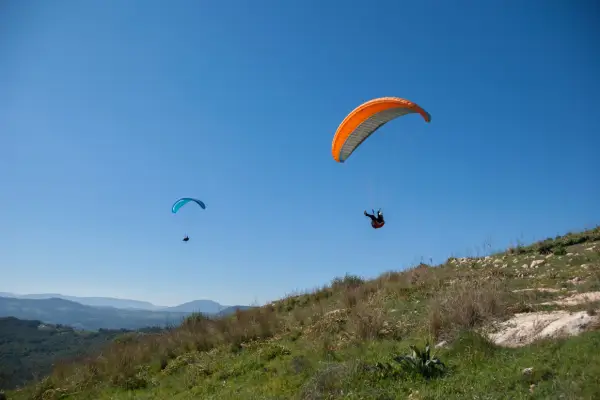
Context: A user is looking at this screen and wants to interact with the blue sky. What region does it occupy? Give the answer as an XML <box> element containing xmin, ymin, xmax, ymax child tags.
<box><xmin>2</xmin><ymin>1</ymin><xmax>599</xmax><ymax>307</ymax></box>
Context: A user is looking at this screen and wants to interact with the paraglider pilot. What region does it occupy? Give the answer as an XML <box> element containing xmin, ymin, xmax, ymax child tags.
<box><xmin>182</xmin><ymin>235</ymin><xmax>190</xmax><ymax>242</ymax></box>
<box><xmin>364</xmin><ymin>209</ymin><xmax>385</xmax><ymax>229</ymax></box>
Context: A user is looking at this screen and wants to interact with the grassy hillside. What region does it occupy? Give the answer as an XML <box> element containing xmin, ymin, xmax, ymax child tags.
<box><xmin>0</xmin><ymin>318</ymin><xmax>136</xmax><ymax>391</ymax></box>
<box><xmin>5</xmin><ymin>226</ymin><xmax>600</xmax><ymax>400</ymax></box>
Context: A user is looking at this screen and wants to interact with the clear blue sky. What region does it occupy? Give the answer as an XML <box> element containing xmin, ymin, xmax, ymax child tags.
<box><xmin>2</xmin><ymin>1</ymin><xmax>599</xmax><ymax>307</ymax></box>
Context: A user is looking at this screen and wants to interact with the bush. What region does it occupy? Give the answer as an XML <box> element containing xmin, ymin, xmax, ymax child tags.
<box><xmin>331</xmin><ymin>274</ymin><xmax>365</xmax><ymax>290</ymax></box>
<box><xmin>429</xmin><ymin>281</ymin><xmax>508</xmax><ymax>339</ymax></box>
<box><xmin>553</xmin><ymin>245</ymin><xmax>567</xmax><ymax>256</ymax></box>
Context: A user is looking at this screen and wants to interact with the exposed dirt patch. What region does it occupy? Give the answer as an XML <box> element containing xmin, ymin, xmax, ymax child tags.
<box><xmin>487</xmin><ymin>310</ymin><xmax>598</xmax><ymax>348</ymax></box>
<box><xmin>539</xmin><ymin>291</ymin><xmax>600</xmax><ymax>306</ymax></box>
<box><xmin>512</xmin><ymin>288</ymin><xmax>562</xmax><ymax>293</ymax></box>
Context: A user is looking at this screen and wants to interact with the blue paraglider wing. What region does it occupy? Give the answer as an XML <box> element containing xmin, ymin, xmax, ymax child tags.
<box><xmin>171</xmin><ymin>198</ymin><xmax>206</xmax><ymax>214</ymax></box>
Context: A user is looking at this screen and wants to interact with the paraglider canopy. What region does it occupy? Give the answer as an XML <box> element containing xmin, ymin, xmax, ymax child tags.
<box><xmin>331</xmin><ymin>97</ymin><xmax>431</xmax><ymax>230</ymax></box>
<box><xmin>331</xmin><ymin>97</ymin><xmax>431</xmax><ymax>163</ymax></box>
<box><xmin>172</xmin><ymin>198</ymin><xmax>206</xmax><ymax>213</ymax></box>
<box><xmin>172</xmin><ymin>198</ymin><xmax>206</xmax><ymax>242</ymax></box>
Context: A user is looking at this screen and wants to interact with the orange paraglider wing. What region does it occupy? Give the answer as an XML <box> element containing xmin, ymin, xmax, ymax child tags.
<box><xmin>331</xmin><ymin>97</ymin><xmax>431</xmax><ymax>163</ymax></box>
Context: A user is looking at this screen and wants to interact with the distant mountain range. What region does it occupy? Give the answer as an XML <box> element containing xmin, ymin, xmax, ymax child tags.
<box><xmin>0</xmin><ymin>293</ymin><xmax>252</xmax><ymax>331</ymax></box>
<box><xmin>0</xmin><ymin>292</ymin><xmax>164</xmax><ymax>310</ymax></box>
<box><xmin>0</xmin><ymin>292</ymin><xmax>247</xmax><ymax>313</ymax></box>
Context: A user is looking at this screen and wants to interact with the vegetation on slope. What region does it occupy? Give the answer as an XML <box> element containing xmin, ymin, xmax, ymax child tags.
<box><xmin>0</xmin><ymin>318</ymin><xmax>140</xmax><ymax>391</ymax></box>
<box><xmin>5</xmin><ymin>226</ymin><xmax>600</xmax><ymax>400</ymax></box>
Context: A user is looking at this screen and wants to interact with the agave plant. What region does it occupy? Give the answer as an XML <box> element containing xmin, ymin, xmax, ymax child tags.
<box><xmin>393</xmin><ymin>342</ymin><xmax>445</xmax><ymax>379</ymax></box>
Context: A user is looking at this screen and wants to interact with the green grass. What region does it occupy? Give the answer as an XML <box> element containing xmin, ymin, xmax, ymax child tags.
<box><xmin>5</xmin><ymin>226</ymin><xmax>600</xmax><ymax>400</ymax></box>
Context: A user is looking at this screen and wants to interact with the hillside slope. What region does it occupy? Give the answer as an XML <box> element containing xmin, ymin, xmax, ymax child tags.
<box><xmin>0</xmin><ymin>317</ymin><xmax>130</xmax><ymax>391</ymax></box>
<box><xmin>6</xmin><ymin>226</ymin><xmax>600</xmax><ymax>400</ymax></box>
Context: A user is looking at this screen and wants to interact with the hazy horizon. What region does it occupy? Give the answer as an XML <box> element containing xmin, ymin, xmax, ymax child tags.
<box><xmin>0</xmin><ymin>291</ymin><xmax>243</xmax><ymax>308</ymax></box>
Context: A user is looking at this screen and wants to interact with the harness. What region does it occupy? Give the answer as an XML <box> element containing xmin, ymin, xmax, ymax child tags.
<box><xmin>371</xmin><ymin>220</ymin><xmax>385</xmax><ymax>229</ymax></box>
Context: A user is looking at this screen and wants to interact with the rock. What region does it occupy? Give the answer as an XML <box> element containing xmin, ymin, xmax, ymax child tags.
<box><xmin>487</xmin><ymin>310</ymin><xmax>598</xmax><ymax>347</ymax></box>
<box><xmin>530</xmin><ymin>259</ymin><xmax>545</xmax><ymax>268</ymax></box>
<box><xmin>568</xmin><ymin>277</ymin><xmax>583</xmax><ymax>285</ymax></box>
<box><xmin>522</xmin><ymin>367</ymin><xmax>533</xmax><ymax>376</ymax></box>
<box><xmin>435</xmin><ymin>340</ymin><xmax>448</xmax><ymax>349</ymax></box>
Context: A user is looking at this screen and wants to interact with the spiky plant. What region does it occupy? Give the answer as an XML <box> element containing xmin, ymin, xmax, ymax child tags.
<box><xmin>393</xmin><ymin>342</ymin><xmax>445</xmax><ymax>379</ymax></box>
